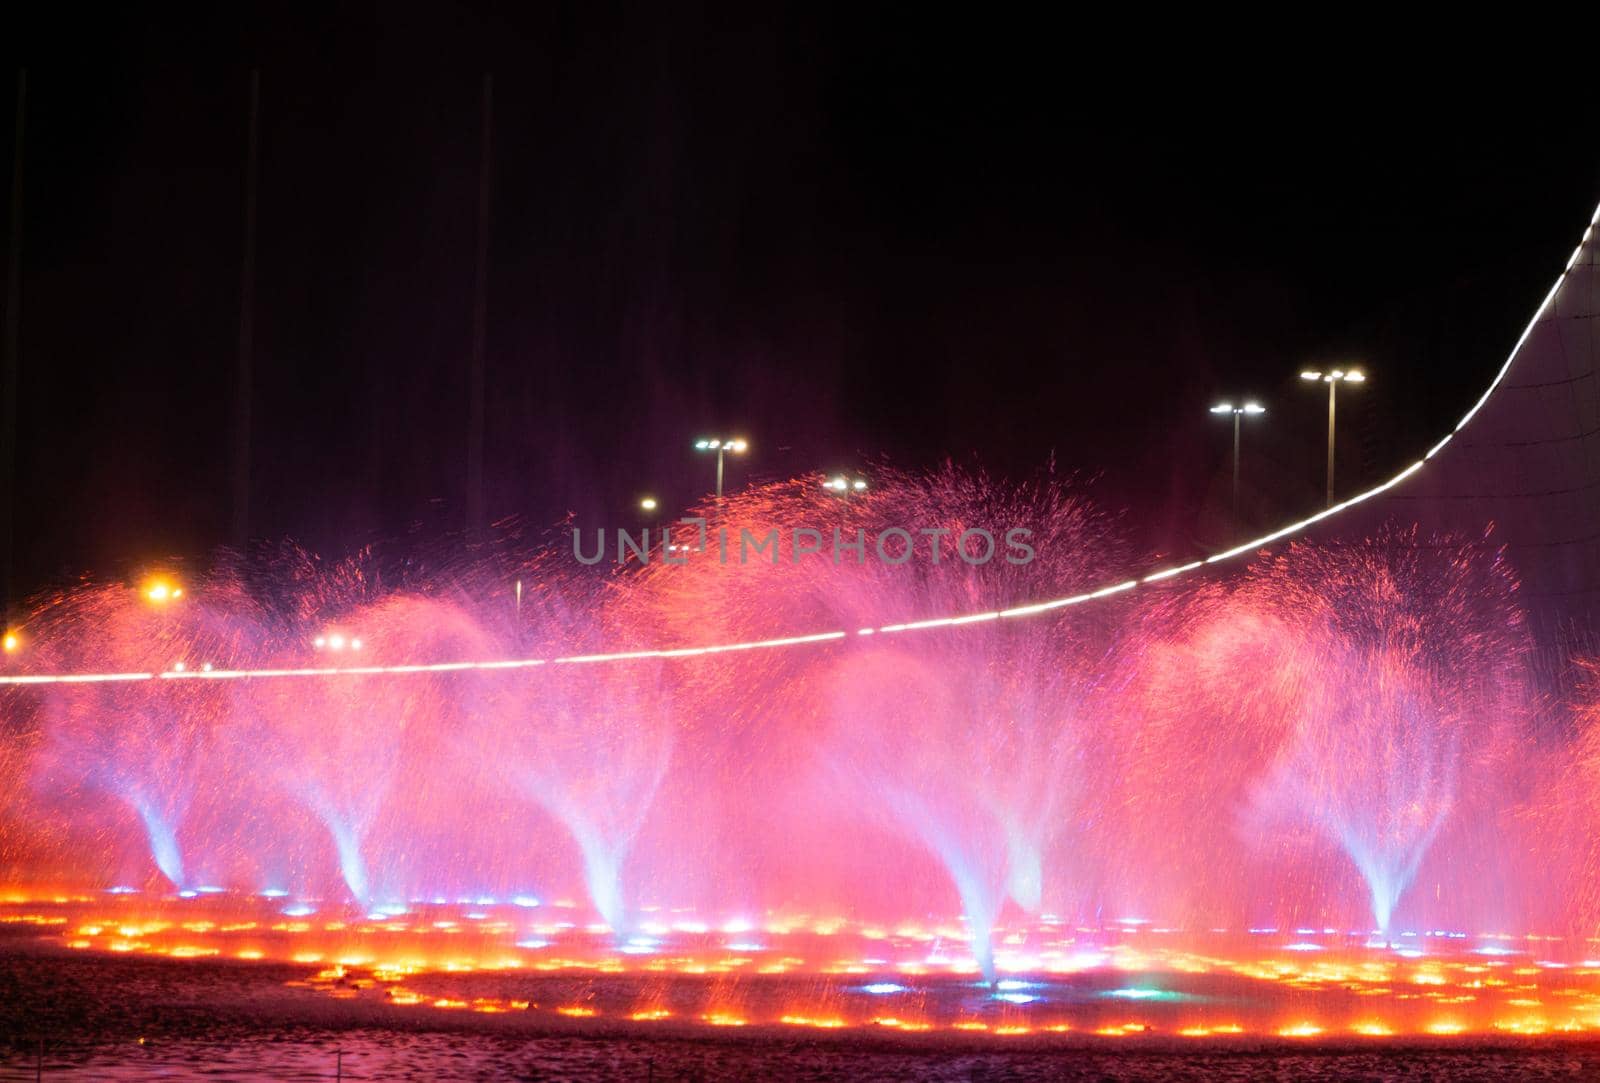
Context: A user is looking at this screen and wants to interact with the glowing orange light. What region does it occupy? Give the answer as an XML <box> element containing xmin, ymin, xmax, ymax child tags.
<box><xmin>142</xmin><ymin>577</ymin><xmax>182</xmax><ymax>604</ymax></box>
<box><xmin>2</xmin><ymin>632</ymin><xmax>17</xmax><ymax>652</ymax></box>
<box><xmin>781</xmin><ymin>1015</ymin><xmax>846</xmax><ymax>1029</ymax></box>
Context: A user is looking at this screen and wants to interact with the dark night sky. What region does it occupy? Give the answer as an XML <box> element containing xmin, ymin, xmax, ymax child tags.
<box><xmin>3</xmin><ymin>9</ymin><xmax>1599</xmax><ymax>595</ymax></box>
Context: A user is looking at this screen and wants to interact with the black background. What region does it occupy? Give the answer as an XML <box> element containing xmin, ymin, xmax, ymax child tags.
<box><xmin>4</xmin><ymin>8</ymin><xmax>1598</xmax><ymax>593</ymax></box>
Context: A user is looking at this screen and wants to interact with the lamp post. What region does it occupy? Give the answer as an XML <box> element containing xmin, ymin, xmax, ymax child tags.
<box><xmin>1209</xmin><ymin>401</ymin><xmax>1265</xmax><ymax>522</ymax></box>
<box><xmin>694</xmin><ymin>438</ymin><xmax>748</xmax><ymax>499</ymax></box>
<box><xmin>1299</xmin><ymin>368</ymin><xmax>1366</xmax><ymax>506</ymax></box>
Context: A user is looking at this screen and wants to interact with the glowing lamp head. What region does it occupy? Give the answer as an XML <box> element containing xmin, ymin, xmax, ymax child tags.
<box><xmin>1210</xmin><ymin>402</ymin><xmax>1233</xmax><ymax>414</ymax></box>
<box><xmin>1300</xmin><ymin>370</ymin><xmax>1322</xmax><ymax>381</ymax></box>
<box><xmin>694</xmin><ymin>439</ymin><xmax>711</xmax><ymax>450</ymax></box>
<box><xmin>142</xmin><ymin>577</ymin><xmax>182</xmax><ymax>604</ymax></box>
<box><xmin>1243</xmin><ymin>402</ymin><xmax>1266</xmax><ymax>414</ymax></box>
<box><xmin>640</xmin><ymin>497</ymin><xmax>658</xmax><ymax>512</ymax></box>
<box><xmin>729</xmin><ymin>439</ymin><xmax>748</xmax><ymax>453</ymax></box>
<box><xmin>1344</xmin><ymin>370</ymin><xmax>1366</xmax><ymax>383</ymax></box>
<box><xmin>852</xmin><ymin>479</ymin><xmax>867</xmax><ymax>491</ymax></box>
<box><xmin>2</xmin><ymin>632</ymin><xmax>17</xmax><ymax>653</ymax></box>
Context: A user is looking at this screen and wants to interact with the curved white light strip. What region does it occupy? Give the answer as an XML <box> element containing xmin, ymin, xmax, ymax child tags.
<box><xmin>3</xmin><ymin>201</ymin><xmax>1596</xmax><ymax>688</ymax></box>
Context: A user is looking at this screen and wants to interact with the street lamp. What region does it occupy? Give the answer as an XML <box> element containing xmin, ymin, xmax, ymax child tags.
<box><xmin>822</xmin><ymin>474</ymin><xmax>869</xmax><ymax>497</ymax></box>
<box><xmin>639</xmin><ymin>496</ymin><xmax>658</xmax><ymax>512</ymax></box>
<box><xmin>694</xmin><ymin>437</ymin><xmax>748</xmax><ymax>499</ymax></box>
<box><xmin>2</xmin><ymin>631</ymin><xmax>17</xmax><ymax>653</ymax></box>
<box><xmin>1300</xmin><ymin>368</ymin><xmax>1366</xmax><ymax>506</ymax></box>
<box><xmin>1209</xmin><ymin>401</ymin><xmax>1265</xmax><ymax>522</ymax></box>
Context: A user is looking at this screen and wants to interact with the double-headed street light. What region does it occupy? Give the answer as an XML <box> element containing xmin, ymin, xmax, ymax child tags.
<box><xmin>1209</xmin><ymin>401</ymin><xmax>1265</xmax><ymax>522</ymax></box>
<box><xmin>822</xmin><ymin>474</ymin><xmax>868</xmax><ymax>497</ymax></box>
<box><xmin>694</xmin><ymin>437</ymin><xmax>748</xmax><ymax>499</ymax></box>
<box><xmin>1300</xmin><ymin>368</ymin><xmax>1366</xmax><ymax>506</ymax></box>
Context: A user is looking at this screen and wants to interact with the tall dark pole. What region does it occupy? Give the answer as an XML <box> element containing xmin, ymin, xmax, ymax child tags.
<box><xmin>231</xmin><ymin>70</ymin><xmax>260</xmax><ymax>550</ymax></box>
<box><xmin>1231</xmin><ymin>410</ymin><xmax>1241</xmax><ymax>522</ymax></box>
<box><xmin>466</xmin><ymin>74</ymin><xmax>492</xmax><ymax>538</ymax></box>
<box><xmin>1325</xmin><ymin>378</ymin><xmax>1336</xmax><ymax>508</ymax></box>
<box><xmin>1</xmin><ymin>70</ymin><xmax>25</xmax><ymax>628</ymax></box>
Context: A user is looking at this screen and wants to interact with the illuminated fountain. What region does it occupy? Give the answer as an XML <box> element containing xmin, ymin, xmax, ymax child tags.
<box><xmin>477</xmin><ymin>653</ymin><xmax>675</xmax><ymax>935</ymax></box>
<box><xmin>1235</xmin><ymin>527</ymin><xmax>1529</xmax><ymax>936</ymax></box>
<box><xmin>822</xmin><ymin>633</ymin><xmax>1110</xmax><ymax>981</ymax></box>
<box><xmin>0</xmin><ymin>472</ymin><xmax>1590</xmax><ymax>1039</ymax></box>
<box><xmin>0</xmin><ymin>196</ymin><xmax>1594</xmax><ymax>1049</ymax></box>
<box><xmin>21</xmin><ymin>578</ymin><xmax>258</xmax><ymax>890</ymax></box>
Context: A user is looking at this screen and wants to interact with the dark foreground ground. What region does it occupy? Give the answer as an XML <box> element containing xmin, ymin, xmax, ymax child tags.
<box><xmin>4</xmin><ymin>945</ymin><xmax>1600</xmax><ymax>1081</ymax></box>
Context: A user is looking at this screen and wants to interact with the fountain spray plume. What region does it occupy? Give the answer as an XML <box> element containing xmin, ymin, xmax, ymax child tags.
<box><xmin>640</xmin><ymin>463</ymin><xmax>1130</xmax><ymax>979</ymax></box>
<box><xmin>22</xmin><ymin>573</ymin><xmax>264</xmax><ymax>890</ymax></box>
<box><xmin>1236</xmin><ymin>524</ymin><xmax>1530</xmax><ymax>935</ymax></box>
<box><xmin>235</xmin><ymin>547</ymin><xmax>501</xmax><ymax>905</ymax></box>
<box><xmin>472</xmin><ymin>575</ymin><xmax>675</xmax><ymax>933</ymax></box>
